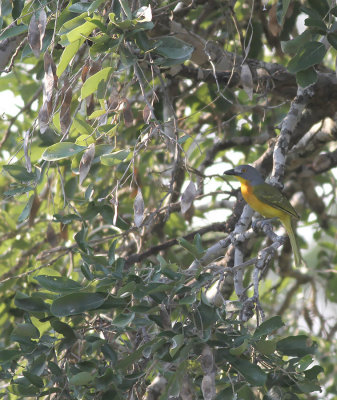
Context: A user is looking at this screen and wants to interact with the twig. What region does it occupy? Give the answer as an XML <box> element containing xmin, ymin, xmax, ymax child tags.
<box><xmin>1</xmin><ymin>37</ymin><xmax>27</xmax><ymax>73</ymax></box>
<box><xmin>0</xmin><ymin>240</ymin><xmax>45</xmax><ymax>283</ymax></box>
<box><xmin>125</xmin><ymin>222</ymin><xmax>226</xmax><ymax>267</ymax></box>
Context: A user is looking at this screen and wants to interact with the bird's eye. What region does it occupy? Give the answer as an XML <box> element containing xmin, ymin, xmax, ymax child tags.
<box><xmin>241</xmin><ymin>168</ymin><xmax>246</xmax><ymax>173</ymax></box>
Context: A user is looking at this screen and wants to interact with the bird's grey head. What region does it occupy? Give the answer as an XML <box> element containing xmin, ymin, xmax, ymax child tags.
<box><xmin>224</xmin><ymin>164</ymin><xmax>265</xmax><ymax>185</ymax></box>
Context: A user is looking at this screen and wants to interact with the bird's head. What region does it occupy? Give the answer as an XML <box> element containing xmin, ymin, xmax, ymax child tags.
<box><xmin>224</xmin><ymin>165</ymin><xmax>265</xmax><ymax>185</ymax></box>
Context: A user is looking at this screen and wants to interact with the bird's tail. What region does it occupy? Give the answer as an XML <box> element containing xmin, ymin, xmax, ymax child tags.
<box><xmin>281</xmin><ymin>215</ymin><xmax>301</xmax><ymax>267</ymax></box>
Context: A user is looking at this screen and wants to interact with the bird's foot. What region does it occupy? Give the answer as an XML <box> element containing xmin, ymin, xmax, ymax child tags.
<box><xmin>252</xmin><ymin>217</ymin><xmax>278</xmax><ymax>232</ymax></box>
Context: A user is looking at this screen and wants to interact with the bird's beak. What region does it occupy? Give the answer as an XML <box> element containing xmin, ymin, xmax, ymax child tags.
<box><xmin>224</xmin><ymin>168</ymin><xmax>237</xmax><ymax>176</ymax></box>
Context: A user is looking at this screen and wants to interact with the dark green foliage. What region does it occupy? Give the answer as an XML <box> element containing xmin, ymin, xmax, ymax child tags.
<box><xmin>0</xmin><ymin>0</ymin><xmax>336</xmax><ymax>399</ymax></box>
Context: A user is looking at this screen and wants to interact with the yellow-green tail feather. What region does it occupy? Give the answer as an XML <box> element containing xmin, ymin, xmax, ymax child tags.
<box><xmin>281</xmin><ymin>215</ymin><xmax>301</xmax><ymax>267</ymax></box>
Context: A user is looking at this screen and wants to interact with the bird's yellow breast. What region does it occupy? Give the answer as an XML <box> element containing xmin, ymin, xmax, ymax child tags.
<box><xmin>240</xmin><ymin>180</ymin><xmax>285</xmax><ymax>219</ymax></box>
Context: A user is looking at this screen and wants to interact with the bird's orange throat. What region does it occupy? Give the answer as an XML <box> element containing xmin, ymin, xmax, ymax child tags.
<box><xmin>232</xmin><ymin>176</ymin><xmax>254</xmax><ymax>206</ymax></box>
<box><xmin>239</xmin><ymin>179</ymin><xmax>252</xmax><ymax>203</ymax></box>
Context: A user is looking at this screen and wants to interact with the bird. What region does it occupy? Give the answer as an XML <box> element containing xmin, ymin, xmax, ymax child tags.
<box><xmin>224</xmin><ymin>164</ymin><xmax>301</xmax><ymax>267</ymax></box>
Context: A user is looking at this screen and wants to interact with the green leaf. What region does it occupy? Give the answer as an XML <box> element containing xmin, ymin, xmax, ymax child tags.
<box><xmin>53</xmin><ymin>213</ymin><xmax>82</xmax><ymax>224</ymax></box>
<box><xmin>42</xmin><ymin>142</ymin><xmax>87</xmax><ymax>161</ymax></box>
<box><xmin>90</xmin><ymin>35</ymin><xmax>120</xmax><ymax>56</ymax></box>
<box><xmin>12</xmin><ymin>0</ymin><xmax>25</xmax><ymax>19</ymax></box>
<box><xmin>81</xmin><ymin>67</ymin><xmax>113</xmax><ymax>99</ymax></box>
<box><xmin>95</xmin><ymin>368</ymin><xmax>115</xmax><ymax>390</ymax></box>
<box><xmin>108</xmin><ymin>240</ymin><xmax>117</xmax><ymax>265</ymax></box>
<box><xmin>169</xmin><ymin>334</ymin><xmax>184</xmax><ymax>357</ymax></box>
<box><xmin>194</xmin><ymin>301</ymin><xmax>219</xmax><ymax>330</ymax></box>
<box><xmin>14</xmin><ymin>293</ymin><xmax>49</xmax><ymax>312</ymax></box>
<box><xmin>29</xmin><ymin>354</ymin><xmax>46</xmax><ymax>376</ymax></box>
<box><xmin>178</xmin><ymin>134</ymin><xmax>191</xmax><ymax>144</ymax></box>
<box><xmin>3</xmin><ymin>165</ymin><xmax>36</xmax><ymax>182</ymax></box>
<box><xmin>118</xmin><ymin>0</ymin><xmax>132</xmax><ymax>20</ymax></box>
<box><xmin>0</xmin><ymin>24</ymin><xmax>27</xmax><ymax>40</ymax></box>
<box><xmin>112</xmin><ymin>312</ymin><xmax>135</xmax><ymax>327</ymax></box>
<box><xmin>304</xmin><ymin>365</ymin><xmax>324</xmax><ymax>380</ymax></box>
<box><xmin>73</xmin><ymin>116</ymin><xmax>92</xmax><ymax>135</ymax></box>
<box><xmin>304</xmin><ymin>17</ymin><xmax>327</xmax><ymax>33</ymax></box>
<box><xmin>88</xmin><ymin>109</ymin><xmax>107</xmax><ymax>119</ymax></box>
<box><xmin>253</xmin><ymin>316</ymin><xmax>284</xmax><ymax>338</ymax></box>
<box><xmin>193</xmin><ymin>233</ymin><xmax>204</xmax><ymax>256</ymax></box>
<box><xmin>155</xmin><ymin>37</ymin><xmax>194</xmax><ymax>60</ymax></box>
<box><xmin>35</xmin><ymin>275</ymin><xmax>82</xmax><ymax>293</ymax></box>
<box><xmin>327</xmin><ymin>275</ymin><xmax>337</xmax><ymax>301</ymax></box>
<box><xmin>4</xmin><ymin>185</ymin><xmax>34</xmax><ymax>197</ymax></box>
<box><xmin>119</xmin><ymin>46</ymin><xmax>136</xmax><ymax>69</ymax></box>
<box><xmin>0</xmin><ymin>349</ymin><xmax>19</xmax><ymax>362</ymax></box>
<box><xmin>161</xmin><ymin>265</ymin><xmax>181</xmax><ymax>280</ymax></box>
<box><xmin>296</xmin><ymin>354</ymin><xmax>314</xmax><ymax>372</ymax></box>
<box><xmin>67</xmin><ymin>20</ymin><xmax>97</xmax><ymax>43</ymax></box>
<box><xmin>22</xmin><ymin>371</ymin><xmax>44</xmax><ymax>388</ymax></box>
<box><xmin>88</xmin><ymin>0</ymin><xmax>106</xmax><ymax>12</ymax></box>
<box><xmin>306</xmin><ymin>0</ymin><xmax>329</xmax><ymax>18</ymax></box>
<box><xmin>18</xmin><ymin>195</ymin><xmax>35</xmax><ymax>222</ymax></box>
<box><xmin>227</xmin><ymin>354</ymin><xmax>267</xmax><ymax>386</ymax></box>
<box><xmin>68</xmin><ymin>3</ymin><xmax>91</xmax><ymax>13</ymax></box>
<box><xmin>134</xmin><ymin>31</ymin><xmax>152</xmax><ymax>51</ymax></box>
<box><xmin>51</xmin><ymin>292</ymin><xmax>106</xmax><ymax>317</ymax></box>
<box><xmin>118</xmin><ymin>339</ymin><xmax>157</xmax><ymax>370</ymax></box>
<box><xmin>12</xmin><ymin>323</ymin><xmax>40</xmax><ymax>339</ymax></box>
<box><xmin>177</xmin><ymin>237</ymin><xmax>203</xmax><ymax>259</ymax></box>
<box><xmin>154</xmin><ymin>56</ymin><xmax>191</xmax><ymax>67</ymax></box>
<box><xmin>236</xmin><ymin>385</ymin><xmax>255</xmax><ymax>400</ymax></box>
<box><xmin>277</xmin><ymin>335</ymin><xmax>317</xmax><ymax>357</ymax></box>
<box><xmin>109</xmin><ymin>15</ymin><xmax>134</xmax><ymax>30</ymax></box>
<box><xmin>117</xmin><ymin>281</ymin><xmax>136</xmax><ymax>297</ymax></box>
<box><xmin>165</xmin><ymin>370</ymin><xmax>182</xmax><ymax>397</ymax></box>
<box><xmin>277</xmin><ymin>0</ymin><xmax>291</xmax><ymax>25</ymax></box>
<box><xmin>281</xmin><ymin>30</ymin><xmax>311</xmax><ymax>55</ymax></box>
<box><xmin>58</xmin><ymin>13</ymin><xmax>86</xmax><ymax>35</ymax></box>
<box><xmin>230</xmin><ymin>339</ymin><xmax>249</xmax><ymax>356</ymax></box>
<box><xmin>296</xmin><ymin>67</ymin><xmax>317</xmax><ymax>88</ymax></box>
<box><xmin>69</xmin><ymin>371</ymin><xmax>94</xmax><ymax>386</ymax></box>
<box><xmin>300</xmin><ymin>6</ymin><xmax>322</xmax><ymax>19</ymax></box>
<box><xmin>254</xmin><ymin>338</ymin><xmax>277</xmax><ymax>355</ymax></box>
<box><xmin>296</xmin><ymin>381</ymin><xmax>321</xmax><ymax>393</ymax></box>
<box><xmin>287</xmin><ymin>41</ymin><xmax>326</xmax><ymax>73</ymax></box>
<box><xmin>96</xmin><ymin>123</ymin><xmax>115</xmax><ymax>133</ymax></box>
<box><xmin>51</xmin><ymin>320</ymin><xmax>76</xmax><ymax>339</ymax></box>
<box><xmin>75</xmin><ymin>134</ymin><xmax>95</xmax><ymax>146</ymax></box>
<box><xmin>178</xmin><ymin>294</ymin><xmax>196</xmax><ymax>304</ymax></box>
<box><xmin>74</xmin><ymin>227</ymin><xmax>88</xmax><ymax>252</ymax></box>
<box><xmin>48</xmin><ymin>361</ymin><xmax>62</xmax><ymax>377</ymax></box>
<box><xmin>10</xmin><ymin>384</ymin><xmax>40</xmax><ymax>396</ymax></box>
<box><xmin>100</xmin><ymin>150</ymin><xmax>130</xmax><ymax>165</ymax></box>
<box><xmin>101</xmin><ymin>343</ymin><xmax>117</xmax><ymax>364</ymax></box>
<box><xmin>57</xmin><ymin>39</ymin><xmax>84</xmax><ymax>77</ymax></box>
<box><xmin>327</xmin><ymin>32</ymin><xmax>337</xmax><ymax>50</ymax></box>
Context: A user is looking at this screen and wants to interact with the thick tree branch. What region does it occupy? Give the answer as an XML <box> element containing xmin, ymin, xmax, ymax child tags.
<box><xmin>271</xmin><ymin>86</ymin><xmax>315</xmax><ymax>185</ymax></box>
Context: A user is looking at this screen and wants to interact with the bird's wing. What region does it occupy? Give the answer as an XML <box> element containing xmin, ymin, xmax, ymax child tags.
<box><xmin>253</xmin><ymin>183</ymin><xmax>299</xmax><ymax>219</ymax></box>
